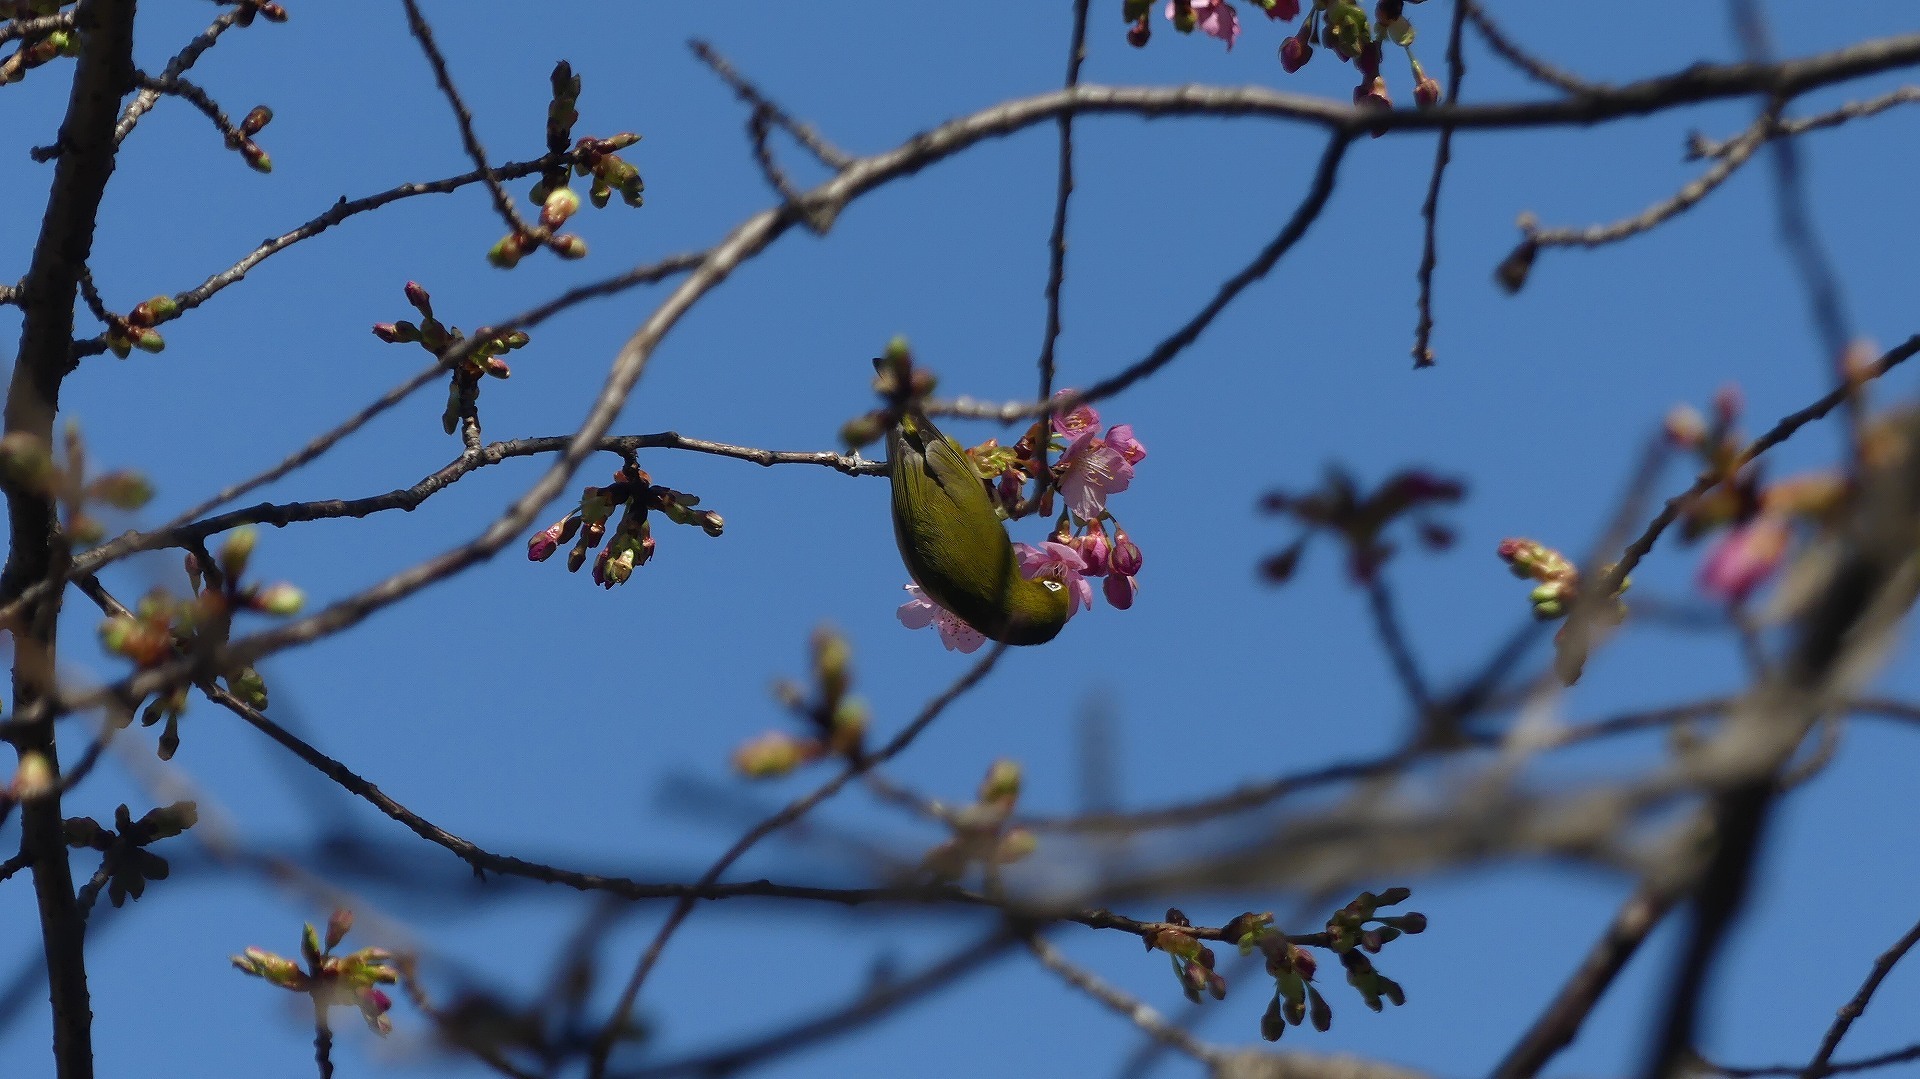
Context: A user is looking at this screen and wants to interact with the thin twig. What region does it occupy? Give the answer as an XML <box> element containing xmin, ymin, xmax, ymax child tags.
<box><xmin>1032</xmin><ymin>0</ymin><xmax>1094</xmax><ymax>495</ymax></box>
<box><xmin>1803</xmin><ymin>915</ymin><xmax>1920</xmax><ymax>1077</ymax></box>
<box><xmin>1465</xmin><ymin>3</ymin><xmax>1602</xmax><ymax>96</ymax></box>
<box><xmin>585</xmin><ymin>643</ymin><xmax>1010</xmax><ymax>1077</ymax></box>
<box><xmin>1028</xmin><ymin>935</ymin><xmax>1223</xmax><ymax>1067</ymax></box>
<box><xmin>113</xmin><ymin>5</ymin><xmax>247</xmax><ymax>145</ymax></box>
<box><xmin>396</xmin><ymin>0</ymin><xmax>535</xmax><ymax>241</ymax></box>
<box><xmin>1604</xmin><ymin>334</ymin><xmax>1920</xmax><ymax>595</ymax></box>
<box><xmin>688</xmin><ymin>40</ymin><xmax>852</xmax><ymax>171</ymax></box>
<box><xmin>1690</xmin><ymin>85</ymin><xmax>1920</xmax><ymax>158</ymax></box>
<box><xmin>1523</xmin><ymin>101</ymin><xmax>1779</xmax><ymax>254</ymax></box>
<box><xmin>1410</xmin><ymin>0</ymin><xmax>1469</xmax><ymax>367</ymax></box>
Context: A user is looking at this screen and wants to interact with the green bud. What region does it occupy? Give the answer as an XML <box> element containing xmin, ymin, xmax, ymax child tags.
<box><xmin>253</xmin><ymin>582</ymin><xmax>304</xmax><ymax>616</ymax></box>
<box><xmin>486</xmin><ymin>234</ymin><xmax>524</xmax><ymax>269</ymax></box>
<box><xmin>220</xmin><ymin>526</ymin><xmax>257</xmax><ymax>580</ymax></box>
<box><xmin>89</xmin><ymin>470</ymin><xmax>155</xmax><ymax>510</ymax></box>
<box><xmin>134</xmin><ymin>329</ymin><xmax>166</xmax><ymax>353</ymax></box>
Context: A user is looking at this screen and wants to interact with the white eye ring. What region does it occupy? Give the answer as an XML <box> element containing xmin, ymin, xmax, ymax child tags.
<box><xmin>1043</xmin><ymin>579</ymin><xmax>1064</xmax><ymax>592</ymax></box>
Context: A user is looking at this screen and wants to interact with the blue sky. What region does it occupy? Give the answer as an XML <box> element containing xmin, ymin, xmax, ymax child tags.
<box><xmin>4</xmin><ymin>2</ymin><xmax>1920</xmax><ymax>1077</ymax></box>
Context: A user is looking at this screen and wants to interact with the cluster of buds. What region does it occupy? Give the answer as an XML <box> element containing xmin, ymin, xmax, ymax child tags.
<box><xmin>0</xmin><ymin>421</ymin><xmax>153</xmax><ymax>547</ymax></box>
<box><xmin>1261</xmin><ymin>466</ymin><xmax>1461</xmax><ymax>586</ymax></box>
<box><xmin>733</xmin><ymin>627</ymin><xmax>869</xmax><ymax>779</ymax></box>
<box><xmin>488</xmin><ymin>62</ymin><xmax>642</xmax><ymax>269</ymax></box>
<box><xmin>223</xmin><ymin>104</ymin><xmax>275</xmax><ymax>173</ymax></box>
<box><xmin>232</xmin><ymin>909</ymin><xmax>397</xmax><ymax>1037</ymax></box>
<box><xmin>1497</xmin><ymin>537</ymin><xmax>1584</xmax><ymax>620</ymax></box>
<box><xmin>920</xmin><ymin>759</ymin><xmax>1038</xmax><ymax>882</ymax></box>
<box><xmin>1496</xmin><ymin>537</ymin><xmax>1628</xmax><ymax>684</ymax></box>
<box><xmin>1149</xmin><ymin>909</ymin><xmax>1230</xmax><ymax>1004</ymax></box>
<box><xmin>1251</xmin><ymin>887</ymin><xmax>1421</xmax><ymax>1039</ymax></box>
<box><xmin>527</xmin><ymin>464</ymin><xmax>723</xmax><ymax>587</ymax></box>
<box><xmin>98</xmin><ymin>526</ymin><xmax>304</xmax><ymax>758</ymax></box>
<box><xmin>1664</xmin><ymin>382</ymin><xmax>1857</xmax><ymax>608</ymax></box>
<box><xmin>1124</xmin><ymin>0</ymin><xmax>1441</xmax><ymax>111</ymax></box>
<box><xmin>64</xmin><ymin>801</ymin><xmax>198</xmax><ymax>908</ymax></box>
<box><xmin>838</xmin><ymin>337</ymin><xmax>939</xmax><ymax>450</ymax></box>
<box><xmin>371</xmin><ymin>281</ymin><xmax>530</xmax><ymax>434</ymax></box>
<box><xmin>102</xmin><ymin>293</ymin><xmax>181</xmax><ymax>358</ymax></box>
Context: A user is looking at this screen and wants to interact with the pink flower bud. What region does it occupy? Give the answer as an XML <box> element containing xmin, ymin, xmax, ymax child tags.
<box><xmin>1698</xmin><ymin>515</ymin><xmax>1789</xmax><ymax>604</ymax></box>
<box><xmin>1664</xmin><ymin>404</ymin><xmax>1707</xmax><ymax>448</ymax></box>
<box><xmin>527</xmin><ymin>522</ymin><xmax>564</xmax><ymax>561</ymax></box>
<box><xmin>1268</xmin><ymin>0</ymin><xmax>1300</xmax><ymax>18</ymax></box>
<box><xmin>1103</xmin><ymin>572</ymin><xmax>1138</xmax><ymax>610</ymax></box>
<box><xmin>1077</xmin><ymin>529</ymin><xmax>1111</xmax><ymax>576</ymax></box>
<box><xmin>1110</xmin><ymin>529</ymin><xmax>1144</xmax><ymax>577</ymax></box>
<box><xmin>1414</xmin><ymin>74</ymin><xmax>1442</xmax><ymax>108</ymax></box>
<box><xmin>403</xmin><ymin>280</ymin><xmax>432</xmax><ymax>314</ymax></box>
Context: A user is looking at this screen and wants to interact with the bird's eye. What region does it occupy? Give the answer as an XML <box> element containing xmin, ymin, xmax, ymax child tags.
<box><xmin>1043</xmin><ymin>580</ymin><xmax>1063</xmax><ymax>592</ymax></box>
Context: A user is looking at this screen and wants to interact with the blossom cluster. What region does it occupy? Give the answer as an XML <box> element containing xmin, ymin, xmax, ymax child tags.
<box><xmin>1260</xmin><ymin>466</ymin><xmax>1460</xmax><ymax>586</ymax></box>
<box><xmin>489</xmin><ymin>61</ymin><xmax>644</xmax><ymax>269</ymax></box>
<box><xmin>97</xmin><ymin>526</ymin><xmax>305</xmax><ymax>759</ymax></box>
<box><xmin>527</xmin><ymin>464</ymin><xmax>724</xmax><ymax>588</ymax></box>
<box><xmin>899</xmin><ymin>389</ymin><xmax>1147</xmax><ymax>651</ymax></box>
<box><xmin>1126</xmin><ymin>0</ymin><xmax>1443</xmax><ymax>113</ymax></box>
<box><xmin>371</xmin><ymin>281</ymin><xmax>531</xmax><ymax>435</ymax></box>
<box><xmin>231</xmin><ymin>909</ymin><xmax>397</xmax><ymax>1037</ymax></box>
<box><xmin>1667</xmin><ymin>382</ymin><xmax>1849</xmax><ymax>605</ymax></box>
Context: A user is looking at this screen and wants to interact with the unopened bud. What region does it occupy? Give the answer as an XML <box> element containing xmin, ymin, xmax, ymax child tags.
<box><xmin>241</xmin><ymin>105</ymin><xmax>273</xmax><ymax>136</ymax></box>
<box><xmin>541</xmin><ymin>186</ymin><xmax>581</xmax><ymax>228</ymax></box>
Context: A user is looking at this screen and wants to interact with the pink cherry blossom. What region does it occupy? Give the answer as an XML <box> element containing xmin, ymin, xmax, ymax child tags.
<box><xmin>1051</xmin><ymin>389</ymin><xmax>1100</xmax><ymax>442</ymax></box>
<box><xmin>1698</xmin><ymin>516</ymin><xmax>1790</xmax><ymax>604</ymax></box>
<box><xmin>1015</xmin><ymin>541</ymin><xmax>1093</xmax><ymax>616</ymax></box>
<box><xmin>1056</xmin><ymin>432</ymin><xmax>1134</xmax><ymax>521</ymax></box>
<box><xmin>1104</xmin><ymin>424</ymin><xmax>1147</xmax><ymax>465</ymax></box>
<box><xmin>897</xmin><ymin>585</ymin><xmax>987</xmax><ymax>653</ymax></box>
<box><xmin>1167</xmin><ymin>0</ymin><xmax>1240</xmax><ymax>49</ymax></box>
<box><xmin>1103</xmin><ymin>573</ymin><xmax>1139</xmax><ymax>610</ymax></box>
<box><xmin>1266</xmin><ymin>0</ymin><xmax>1300</xmax><ymax>19</ymax></box>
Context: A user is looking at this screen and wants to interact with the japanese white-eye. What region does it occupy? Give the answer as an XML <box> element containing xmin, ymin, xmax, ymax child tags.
<box><xmin>889</xmin><ymin>410</ymin><xmax>1070</xmax><ymax>645</ymax></box>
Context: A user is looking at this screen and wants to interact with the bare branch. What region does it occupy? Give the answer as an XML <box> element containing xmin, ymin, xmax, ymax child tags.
<box><xmin>1804</xmin><ymin>915</ymin><xmax>1920</xmax><ymax>1077</ymax></box>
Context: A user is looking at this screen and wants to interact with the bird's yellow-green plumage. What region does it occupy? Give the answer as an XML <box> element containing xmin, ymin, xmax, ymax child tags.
<box><xmin>889</xmin><ymin>410</ymin><xmax>1070</xmax><ymax>645</ymax></box>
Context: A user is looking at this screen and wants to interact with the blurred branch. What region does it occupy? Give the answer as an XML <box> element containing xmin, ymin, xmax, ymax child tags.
<box><xmin>1028</xmin><ymin>934</ymin><xmax>1223</xmax><ymax>1067</ymax></box>
<box><xmin>587</xmin><ymin>644</ymin><xmax>1012</xmax><ymax>1077</ymax></box>
<box><xmin>1492</xmin><ymin>878</ymin><xmax>1688</xmax><ymax>1079</ymax></box>
<box><xmin>613</xmin><ymin>931</ymin><xmax>1018</xmax><ymax>1078</ymax></box>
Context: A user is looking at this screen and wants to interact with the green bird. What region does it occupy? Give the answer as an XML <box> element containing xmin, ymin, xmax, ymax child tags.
<box><xmin>889</xmin><ymin>409</ymin><xmax>1071</xmax><ymax>645</ymax></box>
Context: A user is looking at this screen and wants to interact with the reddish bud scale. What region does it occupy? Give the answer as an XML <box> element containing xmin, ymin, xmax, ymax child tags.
<box><xmin>241</xmin><ymin>105</ymin><xmax>273</xmax><ymax>136</ymax></box>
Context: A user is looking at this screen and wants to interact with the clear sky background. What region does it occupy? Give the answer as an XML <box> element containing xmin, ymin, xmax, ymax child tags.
<box><xmin>4</xmin><ymin>2</ymin><xmax>1920</xmax><ymax>1077</ymax></box>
